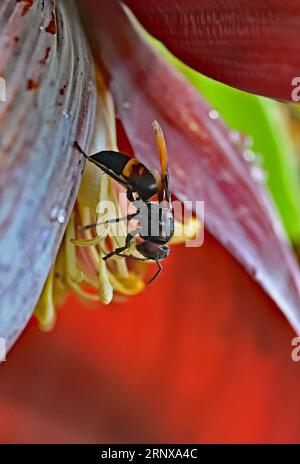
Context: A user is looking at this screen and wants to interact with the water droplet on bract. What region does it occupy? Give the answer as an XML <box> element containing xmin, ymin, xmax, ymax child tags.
<box><xmin>250</xmin><ymin>165</ymin><xmax>267</xmax><ymax>184</ymax></box>
<box><xmin>122</xmin><ymin>101</ymin><xmax>130</xmax><ymax>110</ymax></box>
<box><xmin>62</xmin><ymin>110</ymin><xmax>70</xmax><ymax>119</ymax></box>
<box><xmin>243</xmin><ymin>149</ymin><xmax>256</xmax><ymax>162</ymax></box>
<box><xmin>229</xmin><ymin>130</ymin><xmax>243</xmax><ymax>145</ymax></box>
<box><xmin>255</xmin><ymin>270</ymin><xmax>264</xmax><ymax>284</ymax></box>
<box><xmin>40</xmin><ymin>26</ymin><xmax>44</xmax><ymax>31</ymax></box>
<box><xmin>208</xmin><ymin>109</ymin><xmax>219</xmax><ymax>120</ymax></box>
<box><xmin>250</xmin><ymin>267</ymin><xmax>264</xmax><ymax>284</ymax></box>
<box><xmin>50</xmin><ymin>206</ymin><xmax>66</xmax><ymax>224</ymax></box>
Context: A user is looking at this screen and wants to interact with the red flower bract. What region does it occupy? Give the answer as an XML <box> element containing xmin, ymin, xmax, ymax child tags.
<box><xmin>0</xmin><ymin>0</ymin><xmax>96</xmax><ymax>348</ymax></box>
<box><xmin>124</xmin><ymin>0</ymin><xmax>300</xmax><ymax>101</ymax></box>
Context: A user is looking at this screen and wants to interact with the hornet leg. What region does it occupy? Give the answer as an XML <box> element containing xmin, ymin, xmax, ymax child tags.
<box><xmin>79</xmin><ymin>212</ymin><xmax>139</xmax><ymax>232</ymax></box>
<box><xmin>147</xmin><ymin>261</ymin><xmax>163</xmax><ymax>284</ymax></box>
<box><xmin>103</xmin><ymin>230</ymin><xmax>139</xmax><ymax>261</ymax></box>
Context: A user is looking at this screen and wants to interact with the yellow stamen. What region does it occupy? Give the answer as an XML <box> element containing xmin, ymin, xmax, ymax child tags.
<box><xmin>34</xmin><ymin>267</ymin><xmax>56</xmax><ymax>331</ymax></box>
<box><xmin>171</xmin><ymin>217</ymin><xmax>202</xmax><ymax>245</ymax></box>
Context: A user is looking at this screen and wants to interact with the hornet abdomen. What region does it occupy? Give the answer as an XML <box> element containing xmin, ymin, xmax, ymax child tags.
<box><xmin>90</xmin><ymin>150</ymin><xmax>157</xmax><ymax>201</ymax></box>
<box><xmin>89</xmin><ymin>150</ymin><xmax>130</xmax><ymax>176</ymax></box>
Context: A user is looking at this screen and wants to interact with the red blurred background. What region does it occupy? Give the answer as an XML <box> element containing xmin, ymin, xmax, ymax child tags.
<box><xmin>0</xmin><ymin>233</ymin><xmax>300</xmax><ymax>443</ymax></box>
